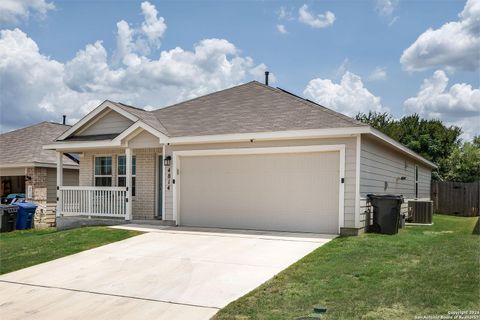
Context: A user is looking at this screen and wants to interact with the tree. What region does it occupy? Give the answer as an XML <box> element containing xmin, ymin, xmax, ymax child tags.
<box><xmin>356</xmin><ymin>112</ymin><xmax>463</xmax><ymax>180</ymax></box>
<box><xmin>444</xmin><ymin>141</ymin><xmax>480</xmax><ymax>182</ymax></box>
<box><xmin>473</xmin><ymin>135</ymin><xmax>480</xmax><ymax>148</ymax></box>
<box><xmin>355</xmin><ymin>112</ymin><xmax>396</xmax><ymax>137</ymax></box>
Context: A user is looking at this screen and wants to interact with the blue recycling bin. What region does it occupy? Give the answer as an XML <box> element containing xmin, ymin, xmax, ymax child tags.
<box><xmin>15</xmin><ymin>202</ymin><xmax>37</xmax><ymax>230</ymax></box>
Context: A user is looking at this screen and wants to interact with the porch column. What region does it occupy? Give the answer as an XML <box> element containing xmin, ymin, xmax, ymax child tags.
<box><xmin>56</xmin><ymin>151</ymin><xmax>63</xmax><ymax>217</ymax></box>
<box><xmin>125</xmin><ymin>147</ymin><xmax>133</xmax><ymax>220</ymax></box>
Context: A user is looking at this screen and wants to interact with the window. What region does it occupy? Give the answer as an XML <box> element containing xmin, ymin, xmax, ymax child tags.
<box><xmin>118</xmin><ymin>155</ymin><xmax>136</xmax><ymax>196</ymax></box>
<box><xmin>415</xmin><ymin>165</ymin><xmax>419</xmax><ymax>198</ymax></box>
<box><xmin>94</xmin><ymin>156</ymin><xmax>112</xmax><ymax>186</ymax></box>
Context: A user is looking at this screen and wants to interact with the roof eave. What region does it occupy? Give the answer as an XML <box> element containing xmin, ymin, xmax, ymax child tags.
<box><xmin>167</xmin><ymin>126</ymin><xmax>370</xmax><ymax>144</ymax></box>
<box><xmin>43</xmin><ymin>140</ymin><xmax>121</xmax><ymax>151</ymax></box>
<box><xmin>366</xmin><ymin>127</ymin><xmax>438</xmax><ymax>169</ymax></box>
<box><xmin>0</xmin><ymin>162</ymin><xmax>79</xmax><ymax>169</ymax></box>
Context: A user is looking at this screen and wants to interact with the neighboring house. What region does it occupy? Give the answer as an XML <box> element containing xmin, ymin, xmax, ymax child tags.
<box><xmin>0</xmin><ymin>122</ymin><xmax>79</xmax><ymax>226</ymax></box>
<box><xmin>44</xmin><ymin>81</ymin><xmax>436</xmax><ymax>235</ymax></box>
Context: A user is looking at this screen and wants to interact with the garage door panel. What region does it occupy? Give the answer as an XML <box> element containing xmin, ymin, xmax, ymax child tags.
<box><xmin>179</xmin><ymin>151</ymin><xmax>340</xmax><ymax>234</ymax></box>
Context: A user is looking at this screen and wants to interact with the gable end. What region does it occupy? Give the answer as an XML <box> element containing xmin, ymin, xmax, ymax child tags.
<box><xmin>75</xmin><ymin>109</ymin><xmax>134</xmax><ymax>136</ymax></box>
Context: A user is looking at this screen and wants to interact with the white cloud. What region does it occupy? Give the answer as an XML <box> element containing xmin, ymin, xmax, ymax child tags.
<box><xmin>276</xmin><ymin>24</ymin><xmax>288</xmax><ymax>34</ymax></box>
<box><xmin>0</xmin><ymin>2</ymin><xmax>269</xmax><ymax>132</ymax></box>
<box><xmin>298</xmin><ymin>4</ymin><xmax>335</xmax><ymax>29</ymax></box>
<box><xmin>303</xmin><ymin>71</ymin><xmax>387</xmax><ymax>116</ymax></box>
<box><xmin>112</xmin><ymin>1</ymin><xmax>167</xmax><ymax>66</ymax></box>
<box><xmin>375</xmin><ymin>0</ymin><xmax>399</xmax><ymax>25</ymax></box>
<box><xmin>404</xmin><ymin>70</ymin><xmax>480</xmax><ymax>140</ymax></box>
<box><xmin>276</xmin><ymin>4</ymin><xmax>334</xmax><ymax>33</ymax></box>
<box><xmin>69</xmin><ymin>36</ymin><xmax>262</xmax><ymax>100</ymax></box>
<box><xmin>140</xmin><ymin>1</ymin><xmax>166</xmax><ymax>47</ymax></box>
<box><xmin>400</xmin><ymin>0</ymin><xmax>480</xmax><ymax>72</ymax></box>
<box><xmin>0</xmin><ymin>28</ymin><xmax>112</xmax><ymax>131</ymax></box>
<box><xmin>375</xmin><ymin>0</ymin><xmax>398</xmax><ymax>17</ymax></box>
<box><xmin>277</xmin><ymin>6</ymin><xmax>294</xmax><ymax>20</ymax></box>
<box><xmin>0</xmin><ymin>28</ymin><xmax>68</xmax><ymax>131</ymax></box>
<box><xmin>113</xmin><ymin>20</ymin><xmax>136</xmax><ymax>66</ymax></box>
<box><xmin>368</xmin><ymin>66</ymin><xmax>387</xmax><ymax>81</ymax></box>
<box><xmin>0</xmin><ymin>0</ymin><xmax>54</xmax><ymax>24</ymax></box>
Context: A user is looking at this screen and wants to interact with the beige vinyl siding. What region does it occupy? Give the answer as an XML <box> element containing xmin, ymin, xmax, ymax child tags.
<box><xmin>46</xmin><ymin>168</ymin><xmax>79</xmax><ymax>203</ymax></box>
<box><xmin>164</xmin><ymin>136</ymin><xmax>357</xmax><ymax>228</ymax></box>
<box><xmin>360</xmin><ymin>135</ymin><xmax>431</xmax><ymax>199</ymax></box>
<box><xmin>46</xmin><ymin>169</ymin><xmax>55</xmax><ymax>203</ymax></box>
<box><xmin>76</xmin><ymin>110</ymin><xmax>133</xmax><ymax>136</ymax></box>
<box><xmin>417</xmin><ymin>165</ymin><xmax>431</xmax><ymax>199</ymax></box>
<box><xmin>127</xmin><ymin>130</ymin><xmax>162</xmax><ymax>149</ymax></box>
<box><xmin>0</xmin><ymin>167</ymin><xmax>26</xmax><ymax>176</ymax></box>
<box><xmin>358</xmin><ymin>136</ymin><xmax>432</xmax><ymax>228</ymax></box>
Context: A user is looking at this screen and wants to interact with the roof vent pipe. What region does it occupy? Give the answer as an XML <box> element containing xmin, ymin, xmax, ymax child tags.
<box><xmin>62</xmin><ymin>115</ymin><xmax>66</xmax><ymax>125</ymax></box>
<box><xmin>265</xmin><ymin>71</ymin><xmax>269</xmax><ymax>86</ymax></box>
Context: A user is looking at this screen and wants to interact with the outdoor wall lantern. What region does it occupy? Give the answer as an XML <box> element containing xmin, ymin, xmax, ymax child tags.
<box><xmin>164</xmin><ymin>156</ymin><xmax>172</xmax><ymax>167</ymax></box>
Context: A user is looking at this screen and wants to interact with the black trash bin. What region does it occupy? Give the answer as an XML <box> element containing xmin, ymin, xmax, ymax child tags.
<box><xmin>0</xmin><ymin>204</ymin><xmax>19</xmax><ymax>232</ymax></box>
<box><xmin>367</xmin><ymin>194</ymin><xmax>404</xmax><ymax>235</ymax></box>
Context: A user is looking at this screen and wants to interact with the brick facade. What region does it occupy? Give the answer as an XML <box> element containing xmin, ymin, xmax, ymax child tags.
<box><xmin>26</xmin><ymin>167</ymin><xmax>48</xmax><ymax>206</ymax></box>
<box><xmin>24</xmin><ymin>167</ymin><xmax>54</xmax><ymax>227</ymax></box>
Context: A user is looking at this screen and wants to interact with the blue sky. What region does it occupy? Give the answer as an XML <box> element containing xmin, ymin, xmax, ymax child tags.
<box><xmin>0</xmin><ymin>0</ymin><xmax>479</xmax><ymax>138</ymax></box>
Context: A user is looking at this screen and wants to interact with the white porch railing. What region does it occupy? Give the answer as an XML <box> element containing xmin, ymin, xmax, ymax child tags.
<box><xmin>59</xmin><ymin>186</ymin><xmax>127</xmax><ymax>218</ymax></box>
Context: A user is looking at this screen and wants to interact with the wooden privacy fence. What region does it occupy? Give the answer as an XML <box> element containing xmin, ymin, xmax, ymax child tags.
<box><xmin>431</xmin><ymin>181</ymin><xmax>480</xmax><ymax>217</ymax></box>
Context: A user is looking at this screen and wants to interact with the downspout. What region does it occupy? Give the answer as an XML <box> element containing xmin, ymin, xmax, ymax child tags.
<box><xmin>355</xmin><ymin>134</ymin><xmax>361</xmax><ymax>229</ymax></box>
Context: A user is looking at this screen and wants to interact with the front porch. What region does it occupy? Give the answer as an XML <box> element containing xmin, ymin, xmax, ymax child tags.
<box><xmin>55</xmin><ymin>144</ymin><xmax>169</xmax><ymax>222</ymax></box>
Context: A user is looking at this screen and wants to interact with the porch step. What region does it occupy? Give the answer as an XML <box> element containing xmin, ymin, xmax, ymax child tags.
<box><xmin>129</xmin><ymin>219</ymin><xmax>176</xmax><ymax>226</ymax></box>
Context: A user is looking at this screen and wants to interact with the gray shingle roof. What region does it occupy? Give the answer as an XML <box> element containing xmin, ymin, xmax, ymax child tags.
<box><xmin>0</xmin><ymin>122</ymin><xmax>78</xmax><ymax>167</ymax></box>
<box><xmin>63</xmin><ymin>81</ymin><xmax>366</xmax><ymax>142</ymax></box>
<box><xmin>152</xmin><ymin>81</ymin><xmax>366</xmax><ymax>137</ymax></box>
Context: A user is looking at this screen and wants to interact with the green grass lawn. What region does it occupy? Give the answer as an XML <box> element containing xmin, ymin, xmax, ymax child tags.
<box><xmin>0</xmin><ymin>227</ymin><xmax>141</xmax><ymax>275</ymax></box>
<box><xmin>215</xmin><ymin>215</ymin><xmax>480</xmax><ymax>320</ymax></box>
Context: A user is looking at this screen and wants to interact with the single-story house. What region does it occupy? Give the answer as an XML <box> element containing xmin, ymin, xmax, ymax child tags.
<box><xmin>0</xmin><ymin>122</ymin><xmax>79</xmax><ymax>226</ymax></box>
<box><xmin>44</xmin><ymin>80</ymin><xmax>436</xmax><ymax>235</ymax></box>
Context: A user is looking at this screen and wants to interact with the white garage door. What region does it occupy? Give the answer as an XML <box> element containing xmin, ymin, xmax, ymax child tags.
<box><xmin>177</xmin><ymin>150</ymin><xmax>341</xmax><ymax>234</ymax></box>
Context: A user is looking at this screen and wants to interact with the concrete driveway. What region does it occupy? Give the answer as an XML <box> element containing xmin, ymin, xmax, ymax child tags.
<box><xmin>0</xmin><ymin>225</ymin><xmax>335</xmax><ymax>319</ymax></box>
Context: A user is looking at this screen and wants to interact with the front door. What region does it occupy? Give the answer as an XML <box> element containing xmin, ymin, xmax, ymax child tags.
<box><xmin>157</xmin><ymin>155</ymin><xmax>163</xmax><ymax>219</ymax></box>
